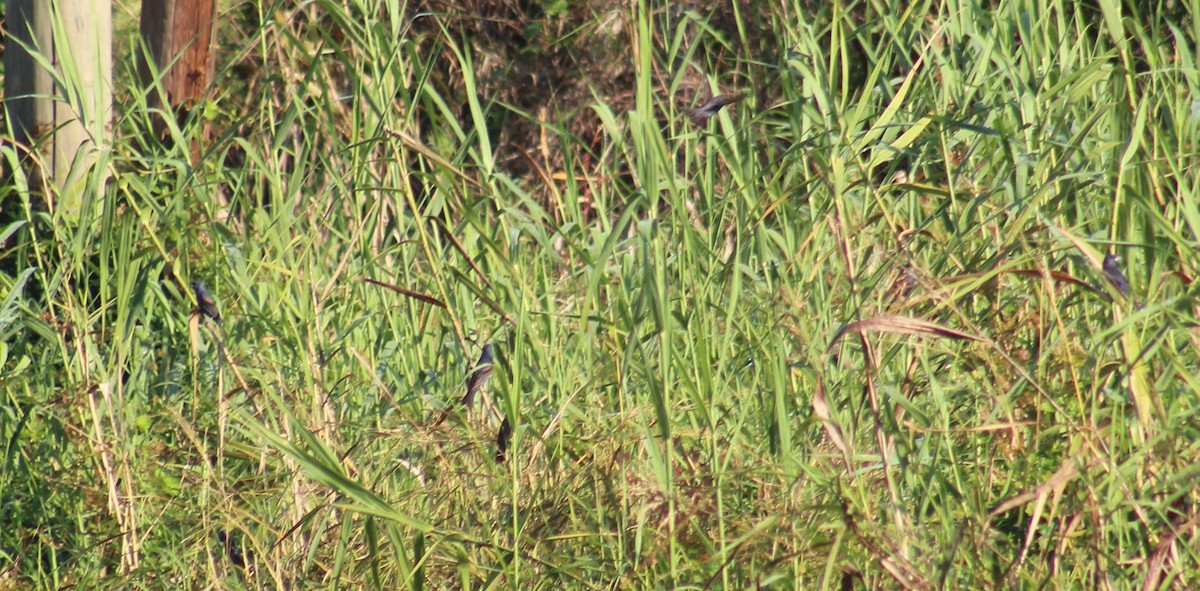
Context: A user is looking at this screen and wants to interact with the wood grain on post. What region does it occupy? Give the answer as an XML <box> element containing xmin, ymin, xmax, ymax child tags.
<box><xmin>138</xmin><ymin>0</ymin><xmax>218</xmax><ymax>145</ymax></box>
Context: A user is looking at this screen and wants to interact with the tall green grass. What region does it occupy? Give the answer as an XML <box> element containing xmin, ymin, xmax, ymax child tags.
<box><xmin>2</xmin><ymin>0</ymin><xmax>1200</xmax><ymax>588</ymax></box>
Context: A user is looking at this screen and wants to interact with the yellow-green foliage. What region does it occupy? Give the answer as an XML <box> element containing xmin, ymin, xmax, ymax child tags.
<box><xmin>2</xmin><ymin>0</ymin><xmax>1199</xmax><ymax>588</ymax></box>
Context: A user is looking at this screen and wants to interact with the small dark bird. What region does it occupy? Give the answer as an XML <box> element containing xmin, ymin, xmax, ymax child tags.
<box><xmin>685</xmin><ymin>93</ymin><xmax>745</xmax><ymax>124</ymax></box>
<box><xmin>217</xmin><ymin>530</ymin><xmax>247</xmax><ymax>567</ymax></box>
<box><xmin>461</xmin><ymin>344</ymin><xmax>494</xmax><ymax>409</ymax></box>
<box><xmin>432</xmin><ymin>344</ymin><xmax>495</xmax><ymax>427</ymax></box>
<box><xmin>495</xmin><ymin>416</ymin><xmax>512</xmax><ymax>462</ymax></box>
<box><xmin>190</xmin><ymin>280</ymin><xmax>221</xmax><ymax>323</ymax></box>
<box><xmin>1102</xmin><ymin>253</ymin><xmax>1129</xmax><ymax>296</ymax></box>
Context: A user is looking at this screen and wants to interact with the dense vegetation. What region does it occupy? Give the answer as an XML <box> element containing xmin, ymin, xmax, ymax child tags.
<box><xmin>3</xmin><ymin>0</ymin><xmax>1200</xmax><ymax>588</ymax></box>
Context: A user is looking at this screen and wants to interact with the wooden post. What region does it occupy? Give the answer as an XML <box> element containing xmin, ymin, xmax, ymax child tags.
<box><xmin>138</xmin><ymin>0</ymin><xmax>218</xmax><ymax>149</ymax></box>
<box><xmin>4</xmin><ymin>0</ymin><xmax>113</xmax><ymax>211</ymax></box>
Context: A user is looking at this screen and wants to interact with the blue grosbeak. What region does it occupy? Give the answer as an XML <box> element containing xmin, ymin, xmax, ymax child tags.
<box><xmin>495</xmin><ymin>416</ymin><xmax>512</xmax><ymax>462</ymax></box>
<box><xmin>461</xmin><ymin>343</ymin><xmax>494</xmax><ymax>409</ymax></box>
<box><xmin>432</xmin><ymin>344</ymin><xmax>495</xmax><ymax>426</ymax></box>
<box><xmin>190</xmin><ymin>280</ymin><xmax>221</xmax><ymax>323</ymax></box>
<box><xmin>685</xmin><ymin>93</ymin><xmax>745</xmax><ymax>125</ymax></box>
<box><xmin>1102</xmin><ymin>254</ymin><xmax>1129</xmax><ymax>296</ymax></box>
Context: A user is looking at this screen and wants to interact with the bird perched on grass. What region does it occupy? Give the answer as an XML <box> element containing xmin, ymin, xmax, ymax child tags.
<box><xmin>685</xmin><ymin>93</ymin><xmax>745</xmax><ymax>125</ymax></box>
<box><xmin>461</xmin><ymin>344</ymin><xmax>494</xmax><ymax>409</ymax></box>
<box><xmin>217</xmin><ymin>530</ymin><xmax>248</xmax><ymax>567</ymax></box>
<box><xmin>432</xmin><ymin>343</ymin><xmax>495</xmax><ymax>426</ymax></box>
<box><xmin>1102</xmin><ymin>253</ymin><xmax>1129</xmax><ymax>296</ymax></box>
<box><xmin>190</xmin><ymin>280</ymin><xmax>221</xmax><ymax>323</ymax></box>
<box><xmin>495</xmin><ymin>416</ymin><xmax>512</xmax><ymax>462</ymax></box>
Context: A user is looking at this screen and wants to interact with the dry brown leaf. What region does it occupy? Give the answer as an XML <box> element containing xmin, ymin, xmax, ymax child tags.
<box><xmin>1142</xmin><ymin>510</ymin><xmax>1200</xmax><ymax>591</ymax></box>
<box><xmin>360</xmin><ymin>277</ymin><xmax>447</xmax><ymax>309</ymax></box>
<box><xmin>812</xmin><ymin>378</ymin><xmax>850</xmax><ymax>462</ymax></box>
<box><xmin>986</xmin><ymin>455</ymin><xmax>1097</xmax><ymax>582</ymax></box>
<box><xmin>827</xmin><ymin>314</ymin><xmax>981</xmax><ymax>354</ymax></box>
<box><xmin>383</xmin><ymin>127</ymin><xmax>482</xmax><ymax>190</ymax></box>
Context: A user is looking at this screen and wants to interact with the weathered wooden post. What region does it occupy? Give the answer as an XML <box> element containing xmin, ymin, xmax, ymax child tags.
<box><xmin>4</xmin><ymin>0</ymin><xmax>113</xmax><ymax>212</ymax></box>
<box><xmin>138</xmin><ymin>0</ymin><xmax>218</xmax><ymax>155</ymax></box>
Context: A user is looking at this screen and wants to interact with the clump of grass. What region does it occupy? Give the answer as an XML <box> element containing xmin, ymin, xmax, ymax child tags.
<box><xmin>2</xmin><ymin>0</ymin><xmax>1200</xmax><ymax>588</ymax></box>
